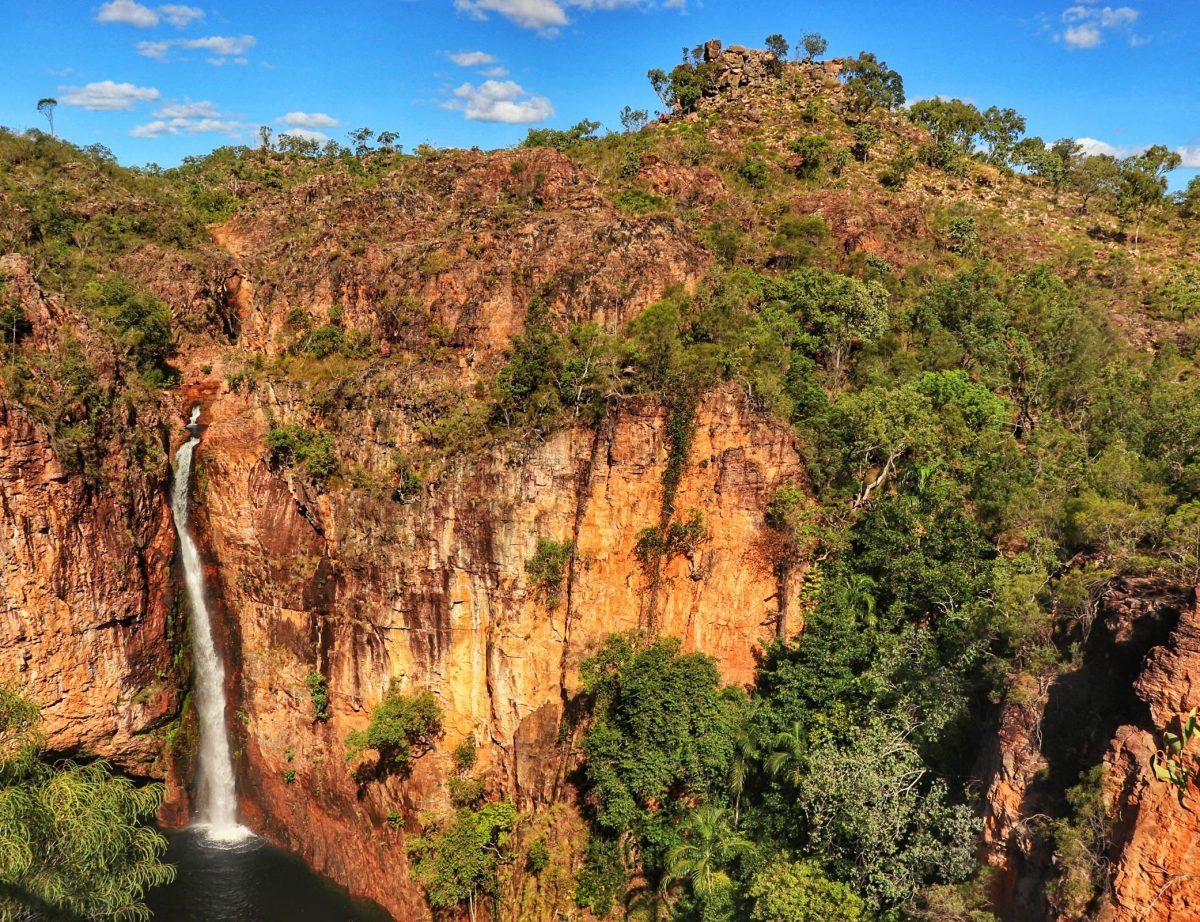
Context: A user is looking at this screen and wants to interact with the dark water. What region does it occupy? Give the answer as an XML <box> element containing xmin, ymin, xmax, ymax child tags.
<box><xmin>147</xmin><ymin>829</ymin><xmax>392</xmax><ymax>922</ymax></box>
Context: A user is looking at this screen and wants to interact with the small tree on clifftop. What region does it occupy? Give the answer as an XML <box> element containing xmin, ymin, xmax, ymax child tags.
<box><xmin>801</xmin><ymin>32</ymin><xmax>828</xmax><ymax>63</ymax></box>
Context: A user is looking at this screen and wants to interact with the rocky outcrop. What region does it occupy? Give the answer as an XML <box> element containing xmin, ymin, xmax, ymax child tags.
<box><xmin>1103</xmin><ymin>591</ymin><xmax>1200</xmax><ymax>921</ymax></box>
<box><xmin>980</xmin><ymin>581</ymin><xmax>1197</xmax><ymax>921</ymax></box>
<box><xmin>0</xmin><ymin>256</ymin><xmax>179</xmax><ymax>777</ymax></box>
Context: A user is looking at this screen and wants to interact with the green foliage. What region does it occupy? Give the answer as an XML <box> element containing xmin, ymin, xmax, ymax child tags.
<box><xmin>526</xmin><ymin>838</ymin><xmax>550</xmax><ymax>874</ymax></box>
<box><xmin>573</xmin><ymin>837</ymin><xmax>626</xmax><ymax>917</ymax></box>
<box><xmin>265</xmin><ymin>424</ymin><xmax>337</xmax><ymax>481</ymax></box>
<box><xmin>1151</xmin><ymin>708</ymin><xmax>1200</xmax><ymax>805</ymax></box>
<box><xmin>909</xmin><ymin>98</ymin><xmax>984</xmax><ymax>153</ymax></box>
<box><xmin>839</xmin><ymin>52</ymin><xmax>905</xmax><ymax>112</ymax></box>
<box><xmin>453</xmin><ymin>739</ymin><xmax>478</xmax><ymax>775</ymax></box>
<box><xmin>0</xmin><ymin>688</ymin><xmax>174</xmax><ymax>922</ymax></box>
<box><xmin>525</xmin><ymin>538</ymin><xmax>573</xmax><ymax>608</ymax></box>
<box><xmin>851</xmin><ymin>123</ymin><xmax>881</xmax><ymax>163</ymax></box>
<box><xmin>1047</xmin><ymin>766</ymin><xmax>1112</xmax><ymax>918</ymax></box>
<box><xmin>579</xmin><ymin>634</ymin><xmax>745</xmax><ymax>836</ymax></box>
<box><xmin>408</xmin><ymin>801</ymin><xmax>517</xmax><ymax>915</ymax></box>
<box><xmin>737</xmin><ymin>158</ymin><xmax>769</xmax><ymax>189</ymax></box>
<box><xmin>800</xmin><ymin>33</ymin><xmax>828</xmax><ymax>63</ymax></box>
<box><xmin>347</xmin><ymin>684</ymin><xmax>442</xmax><ymax>773</ymax></box>
<box><xmin>521</xmin><ymin>119</ymin><xmax>601</xmax><ymax>152</ymax></box>
<box><xmin>305</xmin><ymin>672</ymin><xmax>330</xmax><ymax>722</ymax></box>
<box><xmin>748</xmin><ymin>860</ymin><xmax>868</xmax><ymax>922</ymax></box>
<box><xmin>80</xmin><ymin>275</ymin><xmax>173</xmax><ymax>377</ymax></box>
<box><xmin>789</xmin><ymin>135</ymin><xmax>831</xmax><ymax>179</ymax></box>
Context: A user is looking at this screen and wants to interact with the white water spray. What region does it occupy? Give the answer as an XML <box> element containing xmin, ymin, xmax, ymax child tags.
<box><xmin>172</xmin><ymin>405</ymin><xmax>252</xmax><ymax>844</ymax></box>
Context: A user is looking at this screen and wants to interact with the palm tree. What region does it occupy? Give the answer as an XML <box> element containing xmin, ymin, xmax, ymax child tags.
<box><xmin>764</xmin><ymin>720</ymin><xmax>807</xmax><ymax>788</ymax></box>
<box><xmin>729</xmin><ymin>717</ymin><xmax>760</xmax><ymax>826</ymax></box>
<box><xmin>661</xmin><ymin>804</ymin><xmax>753</xmax><ymax>900</ymax></box>
<box><xmin>841</xmin><ymin>571</ymin><xmax>878</xmax><ymax>628</ymax></box>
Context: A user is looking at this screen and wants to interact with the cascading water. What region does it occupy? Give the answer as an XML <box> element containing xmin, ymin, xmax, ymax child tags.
<box><xmin>172</xmin><ymin>405</ymin><xmax>252</xmax><ymax>844</ymax></box>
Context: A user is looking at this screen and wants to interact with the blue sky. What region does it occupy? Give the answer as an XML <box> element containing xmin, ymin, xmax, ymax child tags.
<box><xmin>2</xmin><ymin>0</ymin><xmax>1197</xmax><ymax>184</ymax></box>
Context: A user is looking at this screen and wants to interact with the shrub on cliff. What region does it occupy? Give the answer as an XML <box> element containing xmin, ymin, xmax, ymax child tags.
<box><xmin>345</xmin><ymin>684</ymin><xmax>442</xmax><ymax>772</ymax></box>
<box><xmin>525</xmin><ymin>538</ymin><xmax>572</xmax><ymax>607</ymax></box>
<box><xmin>265</xmin><ymin>424</ymin><xmax>337</xmax><ymax>481</ymax></box>
<box><xmin>0</xmin><ymin>688</ymin><xmax>174</xmax><ymax>921</ymax></box>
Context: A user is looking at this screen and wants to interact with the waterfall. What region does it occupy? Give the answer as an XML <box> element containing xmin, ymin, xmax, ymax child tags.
<box><xmin>172</xmin><ymin>406</ymin><xmax>252</xmax><ymax>844</ymax></box>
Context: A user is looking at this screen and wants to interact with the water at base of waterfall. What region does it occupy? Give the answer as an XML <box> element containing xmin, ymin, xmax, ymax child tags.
<box><xmin>147</xmin><ymin>829</ymin><xmax>392</xmax><ymax>922</ymax></box>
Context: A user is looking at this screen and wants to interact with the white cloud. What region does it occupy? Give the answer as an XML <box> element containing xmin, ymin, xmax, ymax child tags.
<box><xmin>481</xmin><ymin>66</ymin><xmax>510</xmax><ymax>77</ymax></box>
<box><xmin>1177</xmin><ymin>147</ymin><xmax>1200</xmax><ymax>169</ymax></box>
<box><xmin>137</xmin><ymin>40</ymin><xmax>172</xmax><ymax>60</ymax></box>
<box><xmin>97</xmin><ymin>0</ymin><xmax>204</xmax><ymax>27</ymax></box>
<box><xmin>137</xmin><ymin>34</ymin><xmax>255</xmax><ymax>62</ymax></box>
<box><xmin>1058</xmin><ymin>3</ymin><xmax>1145</xmax><ymax>48</ymax></box>
<box><xmin>445</xmin><ymin>79</ymin><xmax>554</xmax><ymax>123</ymax></box>
<box><xmin>455</xmin><ymin>0</ymin><xmax>683</xmax><ymax>34</ymax></box>
<box><xmin>60</xmin><ymin>80</ymin><xmax>160</xmax><ymax>110</ymax></box>
<box><xmin>97</xmin><ymin>0</ymin><xmax>159</xmax><ymax>27</ymax></box>
<box><xmin>1063</xmin><ymin>24</ymin><xmax>1102</xmax><ymax>47</ymax></box>
<box><xmin>455</xmin><ymin>0</ymin><xmax>568</xmax><ymax>33</ymax></box>
<box><xmin>155</xmin><ymin>99</ymin><xmax>219</xmax><ymax>117</ymax></box>
<box><xmin>130</xmin><ymin>116</ymin><xmax>243</xmax><ymax>138</ymax></box>
<box><xmin>448</xmin><ymin>50</ymin><xmax>498</xmax><ymax>66</ymax></box>
<box><xmin>279</xmin><ymin>128</ymin><xmax>329</xmax><ymax>143</ymax></box>
<box><xmin>277</xmin><ymin>111</ymin><xmax>339</xmax><ymax>128</ymax></box>
<box><xmin>158</xmin><ymin>4</ymin><xmax>203</xmax><ymax>26</ymax></box>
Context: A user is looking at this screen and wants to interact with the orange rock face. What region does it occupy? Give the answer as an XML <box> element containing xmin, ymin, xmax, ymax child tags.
<box><xmin>0</xmin><ymin>256</ymin><xmax>179</xmax><ymax>777</ymax></box>
<box><xmin>1103</xmin><ymin>592</ymin><xmax>1200</xmax><ymax>922</ymax></box>
<box><xmin>185</xmin><ymin>378</ymin><xmax>803</xmax><ymax>918</ymax></box>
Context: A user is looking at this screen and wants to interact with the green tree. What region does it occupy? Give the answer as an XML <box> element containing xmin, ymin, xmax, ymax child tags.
<box><xmin>908</xmin><ymin>98</ymin><xmax>984</xmax><ymax>152</ymax></box>
<box><xmin>839</xmin><ymin>52</ymin><xmax>904</xmax><ymax>112</ymax></box>
<box><xmin>36</xmin><ymin>98</ymin><xmax>57</xmax><ymax>136</ymax></box>
<box><xmin>619</xmin><ymin>105</ymin><xmax>649</xmax><ymax>133</ymax></box>
<box><xmin>764</xmin><ymin>34</ymin><xmax>789</xmax><ymax>74</ymax></box>
<box><xmin>1071</xmin><ymin>154</ymin><xmax>1121</xmax><ymax>215</ymax></box>
<box><xmin>661</xmin><ymin>804</ymin><xmax>752</xmax><ymax>902</ymax></box>
<box><xmin>979</xmin><ymin>105</ymin><xmax>1026</xmax><ymax>164</ymax></box>
<box><xmin>748</xmin><ymin>860</ymin><xmax>868</xmax><ymax>922</ymax></box>
<box><xmin>0</xmin><ymin>688</ymin><xmax>174</xmax><ymax>922</ymax></box>
<box><xmin>345</xmin><ymin>684</ymin><xmax>442</xmax><ymax>772</ymax></box>
<box><xmin>1117</xmin><ymin>144</ymin><xmax>1182</xmax><ymax>247</ymax></box>
<box><xmin>81</xmin><ymin>275</ymin><xmax>173</xmax><ymax>373</ymax></box>
<box><xmin>800</xmin><ymin>32</ymin><xmax>828</xmax><ymax>63</ymax></box>
<box><xmin>408</xmin><ymin>801</ymin><xmax>517</xmax><ymax>922</ymax></box>
<box><xmin>580</xmin><ymin>634</ymin><xmax>745</xmax><ymax>835</ymax></box>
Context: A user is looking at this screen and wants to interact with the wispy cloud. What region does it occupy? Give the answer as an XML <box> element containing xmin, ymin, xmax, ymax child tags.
<box><xmin>448</xmin><ymin>50</ymin><xmax>498</xmax><ymax>66</ymax></box>
<box><xmin>137</xmin><ymin>34</ymin><xmax>255</xmax><ymax>63</ymax></box>
<box><xmin>97</xmin><ymin>0</ymin><xmax>159</xmax><ymax>27</ymax></box>
<box><xmin>1177</xmin><ymin>147</ymin><xmax>1200</xmax><ymax>169</ymax></box>
<box><xmin>130</xmin><ymin>117</ymin><xmax>243</xmax><ymax>138</ymax></box>
<box><xmin>96</xmin><ymin>0</ymin><xmax>203</xmax><ymax>28</ymax></box>
<box><xmin>1057</xmin><ymin>3</ymin><xmax>1147</xmax><ymax>48</ymax></box>
<box><xmin>130</xmin><ymin>98</ymin><xmax>244</xmax><ymax>137</ymax></box>
<box><xmin>60</xmin><ymin>80</ymin><xmax>160</xmax><ymax>110</ymax></box>
<box><xmin>444</xmin><ymin>79</ymin><xmax>554</xmax><ymax>123</ymax></box>
<box><xmin>276</xmin><ymin>111</ymin><xmax>339</xmax><ymax>128</ymax></box>
<box><xmin>155</xmin><ymin>99</ymin><xmax>220</xmax><ymax>118</ymax></box>
<box><xmin>158</xmin><ymin>4</ymin><xmax>203</xmax><ymax>27</ymax></box>
<box><xmin>454</xmin><ymin>0</ymin><xmax>683</xmax><ymax>36</ymax></box>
